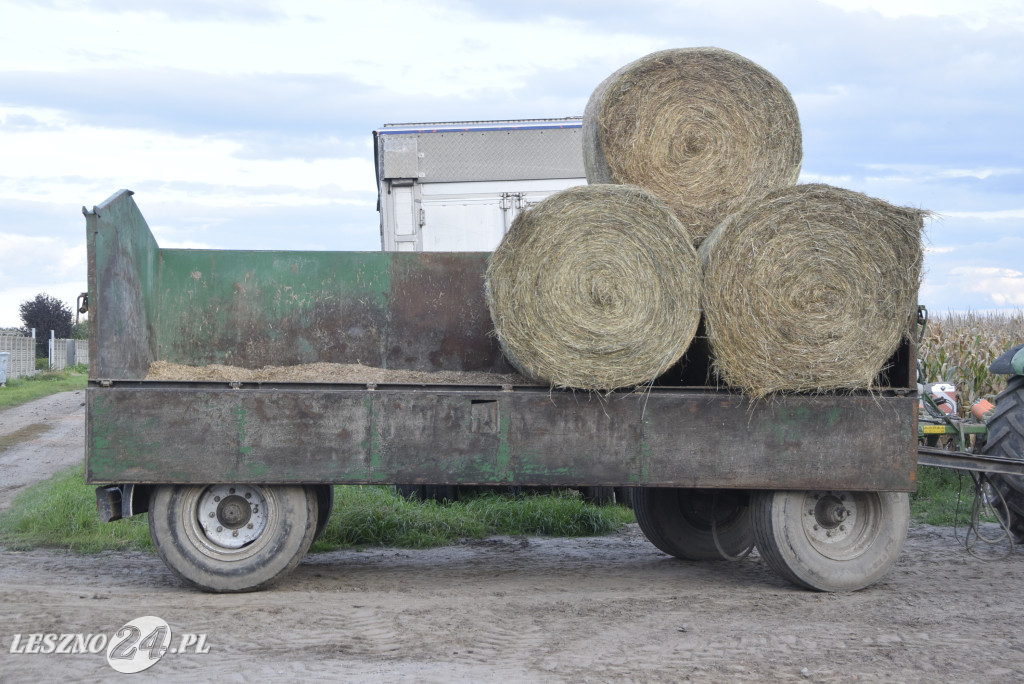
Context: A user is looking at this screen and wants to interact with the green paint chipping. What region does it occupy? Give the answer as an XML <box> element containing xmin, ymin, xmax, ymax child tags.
<box><xmin>235</xmin><ymin>405</ymin><xmax>251</xmax><ymax>455</ymax></box>
<box><xmin>825</xmin><ymin>406</ymin><xmax>843</xmax><ymax>427</ymax></box>
<box><xmin>154</xmin><ymin>250</ymin><xmax>394</xmax><ymax>366</ymax></box>
<box><xmin>494</xmin><ymin>410</ymin><xmax>511</xmax><ymax>477</ymax></box>
<box><xmin>367</xmin><ymin>395</ymin><xmax>385</xmax><ymax>482</ymax></box>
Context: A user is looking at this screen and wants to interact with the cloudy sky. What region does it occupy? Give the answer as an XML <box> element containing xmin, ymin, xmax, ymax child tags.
<box><xmin>1</xmin><ymin>0</ymin><xmax>1022</xmax><ymax>328</ymax></box>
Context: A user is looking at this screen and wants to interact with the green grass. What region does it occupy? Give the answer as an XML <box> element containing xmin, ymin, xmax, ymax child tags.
<box><xmin>0</xmin><ymin>465</ymin><xmax>635</xmax><ymax>554</ymax></box>
<box><xmin>910</xmin><ymin>465</ymin><xmax>993</xmax><ymax>526</ymax></box>
<box><xmin>0</xmin><ymin>365</ymin><xmax>88</xmax><ymax>409</ymax></box>
<box><xmin>0</xmin><ymin>465</ymin><xmax>151</xmax><ymax>552</ymax></box>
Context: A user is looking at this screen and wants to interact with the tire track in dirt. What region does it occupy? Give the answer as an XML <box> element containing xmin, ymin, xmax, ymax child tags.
<box><xmin>0</xmin><ymin>391</ymin><xmax>86</xmax><ymax>510</ymax></box>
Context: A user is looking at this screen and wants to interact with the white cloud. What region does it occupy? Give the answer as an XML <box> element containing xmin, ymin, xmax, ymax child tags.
<box><xmin>1</xmin><ymin>1</ymin><xmax>650</xmax><ymax>98</ymax></box>
<box><xmin>818</xmin><ymin>0</ymin><xmax>1024</xmax><ymax>28</ymax></box>
<box><xmin>0</xmin><ymin>106</ymin><xmax>377</xmax><ymax>208</ymax></box>
<box><xmin>943</xmin><ymin>209</ymin><xmax>1024</xmax><ymax>221</ymax></box>
<box><xmin>798</xmin><ymin>172</ymin><xmax>854</xmax><ymax>185</ymax></box>
<box><xmin>949</xmin><ymin>266</ymin><xmax>1024</xmax><ymax>306</ymax></box>
<box><xmin>862</xmin><ymin>163</ymin><xmax>1023</xmax><ymax>182</ymax></box>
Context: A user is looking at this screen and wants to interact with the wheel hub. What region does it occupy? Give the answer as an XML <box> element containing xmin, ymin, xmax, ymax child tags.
<box><xmin>803</xmin><ymin>491</ymin><xmax>863</xmax><ymax>554</ymax></box>
<box><xmin>197</xmin><ymin>485</ymin><xmax>269</xmax><ymax>549</ymax></box>
<box><xmin>814</xmin><ymin>494</ymin><xmax>850</xmax><ymax>527</ymax></box>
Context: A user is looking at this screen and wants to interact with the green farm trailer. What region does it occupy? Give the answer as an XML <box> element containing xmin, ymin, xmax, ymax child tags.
<box><xmin>86</xmin><ymin>189</ymin><xmax>937</xmax><ymax>593</ymax></box>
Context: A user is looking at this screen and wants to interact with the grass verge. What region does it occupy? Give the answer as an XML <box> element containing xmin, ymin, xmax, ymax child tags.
<box><xmin>0</xmin><ymin>465</ymin><xmax>151</xmax><ymax>552</ymax></box>
<box><xmin>0</xmin><ymin>365</ymin><xmax>88</xmax><ymax>410</ymax></box>
<box><xmin>910</xmin><ymin>465</ymin><xmax>994</xmax><ymax>527</ymax></box>
<box><xmin>0</xmin><ymin>465</ymin><xmax>635</xmax><ymax>554</ymax></box>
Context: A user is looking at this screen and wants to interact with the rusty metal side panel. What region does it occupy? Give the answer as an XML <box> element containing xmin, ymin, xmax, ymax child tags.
<box><xmin>150</xmin><ymin>250</ymin><xmax>510</xmax><ymax>373</ymax></box>
<box><xmin>386</xmin><ymin>253</ymin><xmax>514</xmax><ymax>373</ymax></box>
<box><xmin>155</xmin><ymin>250</ymin><xmax>394</xmax><ymax>368</ymax></box>
<box><xmin>87</xmin><ymin>387</ymin><xmax>372</xmax><ymax>484</ymax></box>
<box><xmin>87</xmin><ymin>385</ymin><xmax>917</xmax><ymax>491</ymax></box>
<box><xmin>85</xmin><ymin>191</ymin><xmax>159</xmax><ymax>379</ymax></box>
<box><xmin>640</xmin><ymin>394</ymin><xmax>917</xmax><ymax>490</ymax></box>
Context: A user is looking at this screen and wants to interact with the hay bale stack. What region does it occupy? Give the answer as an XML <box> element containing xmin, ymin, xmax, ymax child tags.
<box><xmin>583</xmin><ymin>47</ymin><xmax>802</xmax><ymax>244</ymax></box>
<box><xmin>486</xmin><ymin>184</ymin><xmax>701</xmax><ymax>391</ymax></box>
<box><xmin>700</xmin><ymin>184</ymin><xmax>924</xmax><ymax>397</ymax></box>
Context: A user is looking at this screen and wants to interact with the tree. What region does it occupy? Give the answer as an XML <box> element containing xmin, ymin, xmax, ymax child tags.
<box><xmin>19</xmin><ymin>293</ymin><xmax>73</xmax><ymax>339</ymax></box>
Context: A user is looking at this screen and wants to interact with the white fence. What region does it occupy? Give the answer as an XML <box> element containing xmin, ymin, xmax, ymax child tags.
<box><xmin>0</xmin><ymin>334</ymin><xmax>90</xmax><ymax>378</ymax></box>
<box><xmin>50</xmin><ymin>339</ymin><xmax>90</xmax><ymax>371</ymax></box>
<box><xmin>0</xmin><ymin>335</ymin><xmax>36</xmax><ymax>379</ymax></box>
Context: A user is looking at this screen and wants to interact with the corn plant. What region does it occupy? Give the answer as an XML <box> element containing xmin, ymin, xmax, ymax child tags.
<box><xmin>918</xmin><ymin>310</ymin><xmax>1024</xmax><ymax>416</ymax></box>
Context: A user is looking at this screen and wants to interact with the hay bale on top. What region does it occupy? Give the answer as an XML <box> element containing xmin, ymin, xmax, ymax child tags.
<box><xmin>486</xmin><ymin>184</ymin><xmax>701</xmax><ymax>391</ymax></box>
<box><xmin>699</xmin><ymin>183</ymin><xmax>925</xmax><ymax>397</ymax></box>
<box><xmin>584</xmin><ymin>47</ymin><xmax>802</xmax><ymax>244</ymax></box>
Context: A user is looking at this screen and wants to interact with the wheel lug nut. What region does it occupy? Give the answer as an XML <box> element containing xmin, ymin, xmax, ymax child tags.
<box><xmin>216</xmin><ymin>526</ymin><xmax>223</xmax><ymax>532</ymax></box>
<box><xmin>229</xmin><ymin>488</ymin><xmax>235</xmax><ymax>494</ymax></box>
<box><xmin>245</xmin><ymin>492</ymin><xmax>251</xmax><ymax>499</ymax></box>
<box><xmin>839</xmin><ymin>525</ymin><xmax>845</xmax><ymax>532</ymax></box>
<box><xmin>214</xmin><ymin>496</ymin><xmax>221</xmax><ymax>502</ymax></box>
<box><xmin>209</xmin><ymin>512</ymin><xmax>215</xmax><ymax>518</ymax></box>
<box><xmin>813</xmin><ymin>525</ymin><xmax>819</xmax><ymax>531</ymax></box>
<box><xmin>233</xmin><ymin>530</ymin><xmax>239</xmax><ymax>537</ymax></box>
<box><xmin>826</xmin><ymin>530</ymin><xmax>833</xmax><ymax>537</ymax></box>
<box><xmin>247</xmin><ymin>523</ymin><xmax>254</xmax><ymax>529</ymax></box>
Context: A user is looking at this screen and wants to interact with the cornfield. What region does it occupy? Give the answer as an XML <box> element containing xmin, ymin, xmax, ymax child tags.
<box><xmin>918</xmin><ymin>310</ymin><xmax>1024</xmax><ymax>414</ymax></box>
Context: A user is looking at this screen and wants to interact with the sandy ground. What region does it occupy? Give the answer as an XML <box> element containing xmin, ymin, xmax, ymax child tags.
<box><xmin>2</xmin><ymin>392</ymin><xmax>1024</xmax><ymax>683</ymax></box>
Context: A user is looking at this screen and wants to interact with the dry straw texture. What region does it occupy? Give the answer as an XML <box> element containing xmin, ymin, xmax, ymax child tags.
<box><xmin>146</xmin><ymin>361</ymin><xmax>527</xmax><ymax>385</ymax></box>
<box><xmin>486</xmin><ymin>184</ymin><xmax>701</xmax><ymax>391</ymax></box>
<box><xmin>700</xmin><ymin>184</ymin><xmax>925</xmax><ymax>397</ymax></box>
<box><xmin>583</xmin><ymin>47</ymin><xmax>802</xmax><ymax>244</ymax></box>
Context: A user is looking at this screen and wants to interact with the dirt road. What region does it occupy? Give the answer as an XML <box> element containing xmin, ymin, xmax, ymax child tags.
<box><xmin>2</xmin><ymin>393</ymin><xmax>1024</xmax><ymax>683</ymax></box>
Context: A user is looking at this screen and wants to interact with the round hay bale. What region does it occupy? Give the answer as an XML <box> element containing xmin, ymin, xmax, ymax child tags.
<box><xmin>486</xmin><ymin>184</ymin><xmax>701</xmax><ymax>391</ymax></box>
<box><xmin>583</xmin><ymin>47</ymin><xmax>802</xmax><ymax>244</ymax></box>
<box><xmin>699</xmin><ymin>184</ymin><xmax>925</xmax><ymax>397</ymax></box>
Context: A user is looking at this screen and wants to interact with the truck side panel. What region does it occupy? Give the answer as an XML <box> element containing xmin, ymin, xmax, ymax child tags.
<box><xmin>87</xmin><ymin>385</ymin><xmax>917</xmax><ymax>491</ymax></box>
<box><xmin>86</xmin><ymin>191</ymin><xmax>513</xmax><ymax>375</ymax></box>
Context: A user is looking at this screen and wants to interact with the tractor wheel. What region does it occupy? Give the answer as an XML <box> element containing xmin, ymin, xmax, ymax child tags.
<box><xmin>751</xmin><ymin>489</ymin><xmax>908</xmax><ymax>591</ymax></box>
<box><xmin>981</xmin><ymin>375</ymin><xmax>1024</xmax><ymax>541</ymax></box>
<box><xmin>149</xmin><ymin>484</ymin><xmax>318</xmax><ymax>593</ymax></box>
<box><xmin>632</xmin><ymin>488</ymin><xmax>753</xmax><ymax>560</ymax></box>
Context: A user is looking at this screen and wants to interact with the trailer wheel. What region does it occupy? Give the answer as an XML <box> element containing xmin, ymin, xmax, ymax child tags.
<box><xmin>149</xmin><ymin>484</ymin><xmax>318</xmax><ymax>593</ymax></box>
<box><xmin>981</xmin><ymin>376</ymin><xmax>1024</xmax><ymax>541</ymax></box>
<box><xmin>312</xmin><ymin>485</ymin><xmax>334</xmax><ymax>543</ymax></box>
<box><xmin>751</xmin><ymin>490</ymin><xmax>908</xmax><ymax>591</ymax></box>
<box><xmin>632</xmin><ymin>488</ymin><xmax>753</xmax><ymax>560</ymax></box>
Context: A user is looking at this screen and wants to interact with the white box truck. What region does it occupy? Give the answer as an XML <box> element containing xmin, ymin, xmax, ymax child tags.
<box><xmin>374</xmin><ymin>118</ymin><xmax>585</xmax><ymax>251</ymax></box>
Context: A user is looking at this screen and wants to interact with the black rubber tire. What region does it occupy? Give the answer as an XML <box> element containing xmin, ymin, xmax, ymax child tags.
<box><xmin>631</xmin><ymin>488</ymin><xmax>753</xmax><ymax>560</ymax></box>
<box><xmin>981</xmin><ymin>375</ymin><xmax>1024</xmax><ymax>541</ymax></box>
<box><xmin>312</xmin><ymin>485</ymin><xmax>334</xmax><ymax>543</ymax></box>
<box><xmin>751</xmin><ymin>489</ymin><xmax>909</xmax><ymax>592</ymax></box>
<box><xmin>149</xmin><ymin>484</ymin><xmax>318</xmax><ymax>593</ymax></box>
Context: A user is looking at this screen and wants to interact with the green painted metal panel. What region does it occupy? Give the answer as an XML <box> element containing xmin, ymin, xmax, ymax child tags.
<box><xmin>87</xmin><ymin>385</ymin><xmax>918</xmax><ymax>491</ymax></box>
<box><xmin>85</xmin><ymin>190</ymin><xmax>160</xmax><ymax>379</ymax></box>
<box><xmin>155</xmin><ymin>249</ymin><xmax>393</xmax><ymax>368</ymax></box>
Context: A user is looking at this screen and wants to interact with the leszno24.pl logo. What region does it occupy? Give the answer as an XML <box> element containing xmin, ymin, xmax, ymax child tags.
<box><xmin>9</xmin><ymin>616</ymin><xmax>209</xmax><ymax>674</ymax></box>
